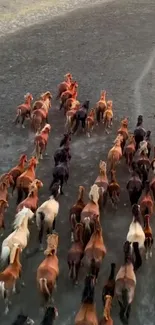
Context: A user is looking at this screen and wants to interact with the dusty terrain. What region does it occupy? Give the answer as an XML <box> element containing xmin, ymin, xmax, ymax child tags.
<box><xmin>0</xmin><ymin>0</ymin><xmax>155</xmax><ymax>324</ymax></box>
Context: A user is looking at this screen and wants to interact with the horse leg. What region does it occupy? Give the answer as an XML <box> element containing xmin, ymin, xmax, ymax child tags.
<box><xmin>81</xmin><ymin>117</ymin><xmax>86</xmax><ymax>132</ymax></box>
<box><xmin>52</xmin><ymin>218</ymin><xmax>56</xmax><ymax>231</ymax></box>
<box><xmin>21</xmin><ymin>115</ymin><xmax>26</xmax><ymax>128</ymax></box>
<box><xmin>96</xmin><ymin>109</ymin><xmax>100</xmax><ymax>124</ymax></box>
<box><xmin>12</xmin><ymin>182</ymin><xmax>16</xmax><ymax>196</ymax></box>
<box><xmin>17</xmin><ymin>188</ymin><xmax>23</xmax><ymax>205</ymax></box>
<box><xmin>74</xmin><ymin>262</ymin><xmax>81</xmax><ymax>285</ymax></box>
<box><xmin>4</xmin><ymin>291</ymin><xmax>10</xmax><ymax>315</ymax></box>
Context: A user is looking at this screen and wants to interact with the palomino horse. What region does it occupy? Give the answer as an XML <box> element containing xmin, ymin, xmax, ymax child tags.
<box><xmin>96</xmin><ymin>90</ymin><xmax>107</xmax><ymax>124</ymax></box>
<box><xmin>37</xmin><ymin>233</ymin><xmax>59</xmax><ymax>307</ymax></box>
<box><xmin>81</xmin><ymin>184</ymin><xmax>100</xmax><ymax>246</ymax></box>
<box><xmin>115</xmin><ymin>241</ymin><xmax>136</xmax><ymax>325</ymax></box>
<box><xmin>84</xmin><ymin>219</ymin><xmax>107</xmax><ymax>282</ymax></box>
<box><xmin>69</xmin><ymin>186</ymin><xmax>85</xmax><ymax>242</ymax></box>
<box><xmin>94</xmin><ymin>160</ymin><xmax>109</xmax><ymax>210</ymax></box>
<box><xmin>0</xmin><ymin>246</ymin><xmax>22</xmax><ymax>314</ymax></box>
<box><xmin>1</xmin><ymin>207</ymin><xmax>34</xmax><ymax>266</ymax></box>
<box><xmin>0</xmin><ymin>173</ymin><xmax>14</xmax><ymax>201</ymax></box>
<box><xmin>16</xmin><ymin>179</ymin><xmax>43</xmax><ymax>213</ymax></box>
<box><xmin>139</xmin><ymin>180</ymin><xmax>153</xmax><ymax>219</ymax></box>
<box><xmin>74</xmin><ymin>274</ymin><xmax>98</xmax><ymax>325</ymax></box>
<box><xmin>56</xmin><ymin>72</ymin><xmax>73</xmax><ymax>99</ymax></box>
<box><xmin>108</xmin><ymin>170</ymin><xmax>120</xmax><ymax>209</ymax></box>
<box><xmin>14</xmin><ymin>93</ymin><xmax>33</xmax><ymax>128</ymax></box>
<box><xmin>107</xmin><ymin>135</ymin><xmax>122</xmax><ymax>172</ymax></box>
<box><xmin>117</xmin><ymin>117</ymin><xmax>129</xmax><ymax>153</ymax></box>
<box><xmin>0</xmin><ymin>199</ymin><xmax>9</xmax><ymax>232</ymax></box>
<box><xmin>67</xmin><ymin>223</ymin><xmax>84</xmax><ymax>285</ymax></box>
<box><xmin>86</xmin><ymin>108</ymin><xmax>96</xmax><ymax>137</ymax></box>
<box><xmin>103</xmin><ymin>101</ymin><xmax>113</xmax><ymax>134</ymax></box>
<box><xmin>36</xmin><ymin>183</ymin><xmax>60</xmax><ymax>250</ymax></box>
<box><xmin>31</xmin><ymin>91</ymin><xmax>52</xmax><ymax>132</ymax></box>
<box><xmin>7</xmin><ymin>154</ymin><xmax>27</xmax><ymax>195</ymax></box>
<box><xmin>34</xmin><ymin>124</ymin><xmax>51</xmax><ymax>162</ymax></box>
<box><xmin>16</xmin><ymin>157</ymin><xmax>38</xmax><ymax>204</ymax></box>
<box><xmin>124</xmin><ymin>134</ymin><xmax>136</xmax><ymax>171</ymax></box>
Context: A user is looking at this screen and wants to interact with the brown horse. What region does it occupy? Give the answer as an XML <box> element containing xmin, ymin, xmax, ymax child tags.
<box><xmin>144</xmin><ymin>213</ymin><xmax>153</xmax><ymax>259</ymax></box>
<box><xmin>0</xmin><ymin>199</ymin><xmax>9</xmax><ymax>231</ymax></box>
<box><xmin>37</xmin><ymin>233</ymin><xmax>59</xmax><ymax>307</ymax></box>
<box><xmin>64</xmin><ymin>92</ymin><xmax>80</xmax><ymax>115</ymax></box>
<box><xmin>60</xmin><ymin>81</ymin><xmax>78</xmax><ymax>111</ymax></box>
<box><xmin>69</xmin><ymin>186</ymin><xmax>86</xmax><ymax>242</ymax></box>
<box><xmin>16</xmin><ymin>157</ymin><xmax>38</xmax><ymax>204</ymax></box>
<box><xmin>84</xmin><ymin>219</ymin><xmax>106</xmax><ymax>282</ymax></box>
<box><xmin>0</xmin><ymin>174</ymin><xmax>14</xmax><ymax>201</ymax></box>
<box><xmin>31</xmin><ymin>91</ymin><xmax>52</xmax><ymax>132</ymax></box>
<box><xmin>107</xmin><ymin>136</ymin><xmax>122</xmax><ymax>172</ymax></box>
<box><xmin>100</xmin><ymin>263</ymin><xmax>115</xmax><ymax>324</ymax></box>
<box><xmin>86</xmin><ymin>109</ymin><xmax>96</xmax><ymax>137</ymax></box>
<box><xmin>56</xmin><ymin>73</ymin><xmax>73</xmax><ymax>99</ymax></box>
<box><xmin>117</xmin><ymin>118</ymin><xmax>129</xmax><ymax>153</ymax></box>
<box><xmin>34</xmin><ymin>124</ymin><xmax>51</xmax><ymax>162</ymax></box>
<box><xmin>95</xmin><ymin>161</ymin><xmax>109</xmax><ymax>210</ymax></box>
<box><xmin>67</xmin><ymin>223</ymin><xmax>84</xmax><ymax>285</ymax></box>
<box><xmin>96</xmin><ymin>90</ymin><xmax>107</xmax><ymax>124</ymax></box>
<box><xmin>126</xmin><ymin>163</ymin><xmax>143</xmax><ymax>206</ymax></box>
<box><xmin>99</xmin><ymin>295</ymin><xmax>113</xmax><ymax>325</ymax></box>
<box><xmin>81</xmin><ymin>184</ymin><xmax>100</xmax><ymax>246</ymax></box>
<box><xmin>14</xmin><ymin>93</ymin><xmax>33</xmax><ymax>128</ymax></box>
<box><xmin>136</xmin><ymin>141</ymin><xmax>151</xmax><ymax>186</ymax></box>
<box><xmin>124</xmin><ymin>134</ymin><xmax>136</xmax><ymax>171</ymax></box>
<box><xmin>65</xmin><ymin>105</ymin><xmax>80</xmax><ymax>132</ymax></box>
<box><xmin>7</xmin><ymin>154</ymin><xmax>27</xmax><ymax>195</ymax></box>
<box><xmin>103</xmin><ymin>101</ymin><xmax>113</xmax><ymax>134</ymax></box>
<box><xmin>0</xmin><ymin>246</ymin><xmax>22</xmax><ymax>314</ymax></box>
<box><xmin>115</xmin><ymin>241</ymin><xmax>136</xmax><ymax>325</ymax></box>
<box><xmin>74</xmin><ymin>274</ymin><xmax>98</xmax><ymax>325</ymax></box>
<box><xmin>139</xmin><ymin>180</ymin><xmax>154</xmax><ymax>219</ymax></box>
<box><xmin>16</xmin><ymin>179</ymin><xmax>43</xmax><ymax>213</ymax></box>
<box><xmin>108</xmin><ymin>170</ymin><xmax>120</xmax><ymax>209</ymax></box>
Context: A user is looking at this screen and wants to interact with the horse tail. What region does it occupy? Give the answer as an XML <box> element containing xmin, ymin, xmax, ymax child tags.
<box><xmin>90</xmin><ymin>258</ymin><xmax>96</xmax><ymax>276</ymax></box>
<box><xmin>39</xmin><ymin>278</ymin><xmax>50</xmax><ymax>301</ymax></box>
<box><xmin>0</xmin><ymin>282</ymin><xmax>6</xmax><ymax>299</ymax></box>
<box><xmin>37</xmin><ymin>211</ymin><xmax>45</xmax><ymax>244</ymax></box>
<box><xmin>69</xmin><ymin>262</ymin><xmax>76</xmax><ymax>280</ymax></box>
<box><xmin>119</xmin><ymin>288</ymin><xmax>130</xmax><ymax>324</ymax></box>
<box><xmin>1</xmin><ymin>245</ymin><xmax>10</xmax><ymax>265</ymax></box>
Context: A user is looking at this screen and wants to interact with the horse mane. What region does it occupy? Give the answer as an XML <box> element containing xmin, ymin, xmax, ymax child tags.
<box><xmin>89</xmin><ymin>184</ymin><xmax>99</xmax><ymax>204</ymax></box>
<box><xmin>13</xmin><ymin>207</ymin><xmax>33</xmax><ymax>229</ymax></box>
<box><xmin>81</xmin><ymin>275</ymin><xmax>95</xmax><ymax>304</ymax></box>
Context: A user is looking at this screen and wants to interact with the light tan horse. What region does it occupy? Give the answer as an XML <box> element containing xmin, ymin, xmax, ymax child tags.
<box><xmin>103</xmin><ymin>101</ymin><xmax>113</xmax><ymax>134</ymax></box>
<box><xmin>1</xmin><ymin>207</ymin><xmax>34</xmax><ymax>265</ymax></box>
<box><xmin>95</xmin><ymin>161</ymin><xmax>109</xmax><ymax>210</ymax></box>
<box><xmin>107</xmin><ymin>135</ymin><xmax>123</xmax><ymax>172</ymax></box>
<box><xmin>96</xmin><ymin>90</ymin><xmax>107</xmax><ymax>124</ymax></box>
<box><xmin>37</xmin><ymin>233</ymin><xmax>59</xmax><ymax>307</ymax></box>
<box><xmin>99</xmin><ymin>295</ymin><xmax>113</xmax><ymax>325</ymax></box>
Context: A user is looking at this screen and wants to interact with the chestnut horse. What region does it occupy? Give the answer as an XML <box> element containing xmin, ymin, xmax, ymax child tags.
<box><xmin>59</xmin><ymin>81</ymin><xmax>78</xmax><ymax>111</ymax></box>
<box><xmin>0</xmin><ymin>173</ymin><xmax>14</xmax><ymax>201</ymax></box>
<box><xmin>99</xmin><ymin>295</ymin><xmax>113</xmax><ymax>325</ymax></box>
<box><xmin>37</xmin><ymin>233</ymin><xmax>59</xmax><ymax>307</ymax></box>
<box><xmin>144</xmin><ymin>213</ymin><xmax>153</xmax><ymax>259</ymax></box>
<box><xmin>84</xmin><ymin>219</ymin><xmax>107</xmax><ymax>282</ymax></box>
<box><xmin>31</xmin><ymin>91</ymin><xmax>52</xmax><ymax>132</ymax></box>
<box><xmin>103</xmin><ymin>101</ymin><xmax>113</xmax><ymax>134</ymax></box>
<box><xmin>107</xmin><ymin>136</ymin><xmax>122</xmax><ymax>172</ymax></box>
<box><xmin>108</xmin><ymin>170</ymin><xmax>120</xmax><ymax>209</ymax></box>
<box><xmin>7</xmin><ymin>154</ymin><xmax>27</xmax><ymax>195</ymax></box>
<box><xmin>117</xmin><ymin>118</ymin><xmax>129</xmax><ymax>153</ymax></box>
<box><xmin>94</xmin><ymin>160</ymin><xmax>109</xmax><ymax>210</ymax></box>
<box><xmin>56</xmin><ymin>72</ymin><xmax>73</xmax><ymax>99</ymax></box>
<box><xmin>16</xmin><ymin>157</ymin><xmax>37</xmax><ymax>204</ymax></box>
<box><xmin>69</xmin><ymin>186</ymin><xmax>85</xmax><ymax>242</ymax></box>
<box><xmin>81</xmin><ymin>184</ymin><xmax>100</xmax><ymax>246</ymax></box>
<box><xmin>139</xmin><ymin>180</ymin><xmax>154</xmax><ymax>219</ymax></box>
<box><xmin>16</xmin><ymin>179</ymin><xmax>43</xmax><ymax>213</ymax></box>
<box><xmin>0</xmin><ymin>199</ymin><xmax>9</xmax><ymax>231</ymax></box>
<box><xmin>115</xmin><ymin>241</ymin><xmax>136</xmax><ymax>325</ymax></box>
<box><xmin>14</xmin><ymin>93</ymin><xmax>33</xmax><ymax>128</ymax></box>
<box><xmin>34</xmin><ymin>123</ymin><xmax>51</xmax><ymax>162</ymax></box>
<box><xmin>86</xmin><ymin>108</ymin><xmax>96</xmax><ymax>137</ymax></box>
<box><xmin>124</xmin><ymin>134</ymin><xmax>136</xmax><ymax>171</ymax></box>
<box><xmin>96</xmin><ymin>90</ymin><xmax>107</xmax><ymax>124</ymax></box>
<box><xmin>67</xmin><ymin>223</ymin><xmax>84</xmax><ymax>285</ymax></box>
<box><xmin>74</xmin><ymin>274</ymin><xmax>98</xmax><ymax>325</ymax></box>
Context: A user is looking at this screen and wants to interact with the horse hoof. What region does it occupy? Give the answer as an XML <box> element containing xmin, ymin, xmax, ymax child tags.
<box><xmin>22</xmin><ymin>125</ymin><xmax>25</xmax><ymax>129</ymax></box>
<box><xmin>4</xmin><ymin>307</ymin><xmax>9</xmax><ymax>315</ymax></box>
<box><xmin>21</xmin><ymin>282</ymin><xmax>25</xmax><ymax>287</ymax></box>
<box><xmin>74</xmin><ymin>281</ymin><xmax>78</xmax><ymax>286</ymax></box>
<box><xmin>39</xmin><ymin>245</ymin><xmax>44</xmax><ymax>252</ymax></box>
<box><xmin>150</xmin><ymin>251</ymin><xmax>152</xmax><ymax>257</ymax></box>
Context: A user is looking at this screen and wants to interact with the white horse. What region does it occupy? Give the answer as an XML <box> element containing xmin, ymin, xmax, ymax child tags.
<box><xmin>126</xmin><ymin>204</ymin><xmax>145</xmax><ymax>249</ymax></box>
<box><xmin>36</xmin><ymin>183</ymin><xmax>60</xmax><ymax>250</ymax></box>
<box><xmin>1</xmin><ymin>207</ymin><xmax>34</xmax><ymax>265</ymax></box>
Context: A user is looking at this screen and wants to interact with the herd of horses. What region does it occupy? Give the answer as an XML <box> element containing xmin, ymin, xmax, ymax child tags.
<box><xmin>0</xmin><ymin>72</ymin><xmax>154</xmax><ymax>325</ymax></box>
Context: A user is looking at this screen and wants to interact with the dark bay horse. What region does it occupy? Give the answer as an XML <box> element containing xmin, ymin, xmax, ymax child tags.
<box><xmin>72</xmin><ymin>100</ymin><xmax>90</xmax><ymax>134</ymax></box>
<box><xmin>50</xmin><ymin>161</ymin><xmax>69</xmax><ymax>194</ymax></box>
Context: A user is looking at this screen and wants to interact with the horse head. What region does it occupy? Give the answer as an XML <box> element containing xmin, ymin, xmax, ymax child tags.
<box><xmin>24</xmin><ymin>92</ymin><xmax>33</xmax><ymax>102</ymax></box>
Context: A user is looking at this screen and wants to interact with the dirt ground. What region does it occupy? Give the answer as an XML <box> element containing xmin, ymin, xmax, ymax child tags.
<box><xmin>0</xmin><ymin>0</ymin><xmax>155</xmax><ymax>324</ymax></box>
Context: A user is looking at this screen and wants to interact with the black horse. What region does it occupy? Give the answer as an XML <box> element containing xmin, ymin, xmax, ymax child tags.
<box><xmin>41</xmin><ymin>306</ymin><xmax>58</xmax><ymax>325</ymax></box>
<box><xmin>50</xmin><ymin>161</ymin><xmax>69</xmax><ymax>194</ymax></box>
<box><xmin>145</xmin><ymin>130</ymin><xmax>151</xmax><ymax>158</ymax></box>
<box><xmin>12</xmin><ymin>314</ymin><xmax>34</xmax><ymax>325</ymax></box>
<box><xmin>72</xmin><ymin>100</ymin><xmax>90</xmax><ymax>134</ymax></box>
<box><xmin>134</xmin><ymin>115</ymin><xmax>146</xmax><ymax>151</ymax></box>
<box><xmin>60</xmin><ymin>132</ymin><xmax>71</xmax><ymax>147</ymax></box>
<box><xmin>54</xmin><ymin>146</ymin><xmax>71</xmax><ymax>166</ymax></box>
<box><xmin>126</xmin><ymin>162</ymin><xmax>143</xmax><ymax>206</ymax></box>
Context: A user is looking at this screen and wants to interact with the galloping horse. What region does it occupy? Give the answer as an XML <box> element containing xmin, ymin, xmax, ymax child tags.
<box><xmin>31</xmin><ymin>91</ymin><xmax>52</xmax><ymax>132</ymax></box>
